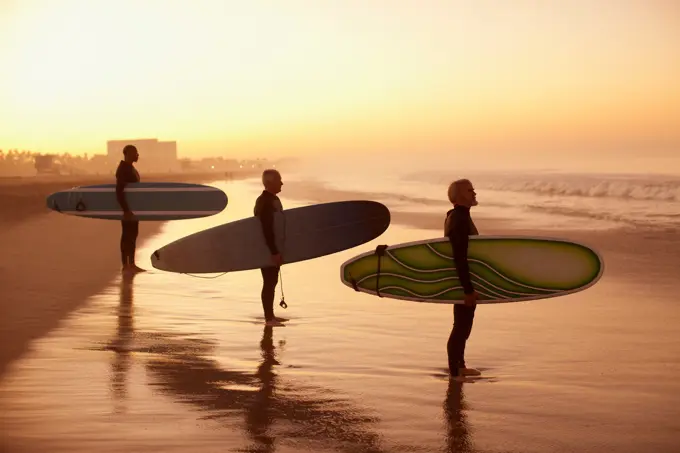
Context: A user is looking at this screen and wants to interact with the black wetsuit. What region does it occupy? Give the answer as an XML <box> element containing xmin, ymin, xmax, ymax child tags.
<box><xmin>254</xmin><ymin>190</ymin><xmax>283</xmax><ymax>321</ymax></box>
<box><xmin>115</xmin><ymin>161</ymin><xmax>140</xmax><ymax>266</ymax></box>
<box><xmin>445</xmin><ymin>205</ymin><xmax>479</xmax><ymax>375</ymax></box>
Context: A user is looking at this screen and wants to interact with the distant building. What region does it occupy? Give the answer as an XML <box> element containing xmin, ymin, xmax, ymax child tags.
<box><xmin>34</xmin><ymin>154</ymin><xmax>59</xmax><ymax>174</ymax></box>
<box><xmin>156</xmin><ymin>141</ymin><xmax>178</xmax><ymax>162</ymax></box>
<box><xmin>106</xmin><ymin>138</ymin><xmax>180</xmax><ymax>174</ymax></box>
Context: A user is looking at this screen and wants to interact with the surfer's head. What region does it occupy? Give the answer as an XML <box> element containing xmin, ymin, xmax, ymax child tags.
<box><xmin>262</xmin><ymin>169</ymin><xmax>283</xmax><ymax>194</ymax></box>
<box><xmin>447</xmin><ymin>179</ymin><xmax>477</xmax><ymax>207</ymax></box>
<box><xmin>123</xmin><ymin>145</ymin><xmax>139</xmax><ymax>163</ymax></box>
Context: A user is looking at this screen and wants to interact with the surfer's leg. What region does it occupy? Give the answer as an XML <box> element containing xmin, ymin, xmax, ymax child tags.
<box><xmin>447</xmin><ymin>305</ymin><xmax>465</xmax><ymax>375</ymax></box>
<box><xmin>448</xmin><ymin>304</ymin><xmax>476</xmax><ymax>375</ymax></box>
<box><xmin>458</xmin><ymin>305</ymin><xmax>476</xmax><ymax>368</ymax></box>
<box><xmin>129</xmin><ymin>221</ymin><xmax>139</xmax><ymax>265</ymax></box>
<box><xmin>120</xmin><ymin>220</ymin><xmax>131</xmax><ymax>267</ymax></box>
<box><xmin>260</xmin><ymin>267</ymin><xmax>278</xmax><ymax>321</ymax></box>
<box><xmin>121</xmin><ymin>220</ymin><xmax>142</xmax><ymax>270</ymax></box>
<box><xmin>447</xmin><ymin>325</ymin><xmax>460</xmax><ymax>375</ymax></box>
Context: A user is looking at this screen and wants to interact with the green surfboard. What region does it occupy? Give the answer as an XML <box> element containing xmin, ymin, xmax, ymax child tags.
<box><xmin>339</xmin><ymin>236</ymin><xmax>604</xmax><ymax>304</ymax></box>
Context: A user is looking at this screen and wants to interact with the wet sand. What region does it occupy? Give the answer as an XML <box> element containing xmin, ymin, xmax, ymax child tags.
<box><xmin>0</xmin><ymin>172</ymin><xmax>253</xmax><ymax>377</ymax></box>
<box><xmin>1</xmin><ymin>176</ymin><xmax>679</xmax><ymax>452</ymax></box>
<box><xmin>2</xmin><ymin>174</ymin><xmax>677</xmax><ymax>378</ymax></box>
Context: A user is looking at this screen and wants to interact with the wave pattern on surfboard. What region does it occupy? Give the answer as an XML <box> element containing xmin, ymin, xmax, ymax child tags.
<box><xmin>340</xmin><ymin>237</ymin><xmax>604</xmax><ymax>304</ymax></box>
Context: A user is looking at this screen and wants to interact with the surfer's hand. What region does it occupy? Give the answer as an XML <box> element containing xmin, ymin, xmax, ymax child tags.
<box><xmin>271</xmin><ymin>253</ymin><xmax>283</xmax><ymax>266</ymax></box>
<box><xmin>123</xmin><ymin>210</ymin><xmax>135</xmax><ymax>221</ymax></box>
<box><xmin>464</xmin><ymin>291</ymin><xmax>478</xmax><ymax>307</ymax></box>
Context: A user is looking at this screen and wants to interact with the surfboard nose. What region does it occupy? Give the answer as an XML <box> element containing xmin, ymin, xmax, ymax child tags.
<box><xmin>150</xmin><ymin>249</ymin><xmax>164</xmax><ymax>270</ymax></box>
<box><xmin>45</xmin><ymin>193</ymin><xmax>58</xmax><ymax>210</ymax></box>
<box><xmin>363</xmin><ymin>200</ymin><xmax>391</xmax><ymax>235</ymax></box>
<box><xmin>376</xmin><ymin>201</ymin><xmax>391</xmax><ymax>226</ymax></box>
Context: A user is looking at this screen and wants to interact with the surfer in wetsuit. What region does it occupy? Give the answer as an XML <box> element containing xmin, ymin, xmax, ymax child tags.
<box><xmin>115</xmin><ymin>145</ymin><xmax>144</xmax><ymax>273</ymax></box>
<box><xmin>254</xmin><ymin>169</ymin><xmax>285</xmax><ymax>326</ymax></box>
<box><xmin>445</xmin><ymin>178</ymin><xmax>481</xmax><ymax>380</ymax></box>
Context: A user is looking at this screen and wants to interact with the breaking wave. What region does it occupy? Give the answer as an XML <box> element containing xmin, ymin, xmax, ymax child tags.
<box><xmin>403</xmin><ymin>171</ymin><xmax>680</xmax><ymax>203</ymax></box>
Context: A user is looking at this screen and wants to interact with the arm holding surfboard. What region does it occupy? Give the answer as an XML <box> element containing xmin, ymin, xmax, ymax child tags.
<box><xmin>254</xmin><ymin>169</ymin><xmax>284</xmax><ymax>267</ymax></box>
<box><xmin>447</xmin><ymin>207</ymin><xmax>477</xmax><ymax>306</ymax></box>
<box><xmin>255</xmin><ymin>194</ymin><xmax>282</xmax><ymax>266</ymax></box>
<box><xmin>115</xmin><ymin>157</ymin><xmax>139</xmax><ymax>221</ymax></box>
<box><xmin>115</xmin><ymin>176</ymin><xmax>133</xmax><ymax>221</ymax></box>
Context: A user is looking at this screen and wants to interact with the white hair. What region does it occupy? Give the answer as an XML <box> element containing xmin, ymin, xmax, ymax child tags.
<box><xmin>447</xmin><ymin>179</ymin><xmax>471</xmax><ymax>204</ymax></box>
<box><xmin>262</xmin><ymin>169</ymin><xmax>281</xmax><ymax>185</ymax></box>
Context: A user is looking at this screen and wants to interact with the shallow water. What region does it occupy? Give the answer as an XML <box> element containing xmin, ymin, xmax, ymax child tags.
<box><xmin>287</xmin><ymin>163</ymin><xmax>680</xmax><ymax>230</ymax></box>
<box><xmin>1</xmin><ymin>178</ymin><xmax>679</xmax><ymax>452</ymax></box>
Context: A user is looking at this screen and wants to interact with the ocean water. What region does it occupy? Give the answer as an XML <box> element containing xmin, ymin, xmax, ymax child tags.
<box><xmin>1</xmin><ymin>173</ymin><xmax>679</xmax><ymax>452</ymax></box>
<box><xmin>285</xmin><ymin>158</ymin><xmax>680</xmax><ymax>231</ymax></box>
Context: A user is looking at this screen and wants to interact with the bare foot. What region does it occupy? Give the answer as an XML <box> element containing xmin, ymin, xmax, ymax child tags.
<box><xmin>460</xmin><ymin>367</ymin><xmax>481</xmax><ymax>376</ymax></box>
<box><xmin>449</xmin><ymin>375</ymin><xmax>476</xmax><ymax>383</ymax></box>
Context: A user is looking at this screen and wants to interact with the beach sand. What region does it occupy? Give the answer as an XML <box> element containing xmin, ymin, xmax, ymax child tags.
<box><xmin>1</xmin><ymin>175</ymin><xmax>678</xmax><ymax>453</ymax></box>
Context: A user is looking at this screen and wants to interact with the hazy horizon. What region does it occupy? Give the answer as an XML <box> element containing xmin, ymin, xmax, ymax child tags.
<box><xmin>1</xmin><ymin>0</ymin><xmax>678</xmax><ymax>170</ymax></box>
<box><xmin>2</xmin><ymin>146</ymin><xmax>679</xmax><ymax>176</ymax></box>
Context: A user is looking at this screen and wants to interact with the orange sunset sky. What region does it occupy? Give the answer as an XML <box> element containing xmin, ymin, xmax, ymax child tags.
<box><xmin>0</xmin><ymin>0</ymin><xmax>678</xmax><ymax>161</ymax></box>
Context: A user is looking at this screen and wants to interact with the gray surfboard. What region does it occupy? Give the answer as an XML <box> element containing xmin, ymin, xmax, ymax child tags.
<box><xmin>46</xmin><ymin>182</ymin><xmax>228</xmax><ymax>221</ymax></box>
<box><xmin>150</xmin><ymin>200</ymin><xmax>391</xmax><ymax>273</ymax></box>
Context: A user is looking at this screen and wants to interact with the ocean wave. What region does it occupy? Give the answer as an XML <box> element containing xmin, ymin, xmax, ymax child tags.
<box><xmin>403</xmin><ymin>171</ymin><xmax>680</xmax><ymax>202</ymax></box>
<box><xmin>288</xmin><ymin>173</ymin><xmax>678</xmax><ymax>229</ymax></box>
<box><xmin>523</xmin><ymin>205</ymin><xmax>637</xmax><ymax>225</ymax></box>
<box><xmin>487</xmin><ymin>180</ymin><xmax>680</xmax><ymax>202</ymax></box>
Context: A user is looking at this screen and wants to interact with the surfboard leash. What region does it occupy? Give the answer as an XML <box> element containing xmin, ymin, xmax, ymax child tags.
<box><xmin>180</xmin><ymin>272</ymin><xmax>228</xmax><ymax>279</ymax></box>
<box><xmin>348</xmin><ymin>245</ymin><xmax>388</xmax><ymax>297</ymax></box>
<box><xmin>374</xmin><ymin>244</ymin><xmax>388</xmax><ymax>298</ymax></box>
<box><xmin>278</xmin><ymin>268</ymin><xmax>287</xmax><ymax>309</ymax></box>
<box><xmin>278</xmin><ymin>212</ymin><xmax>288</xmax><ymax>309</ymax></box>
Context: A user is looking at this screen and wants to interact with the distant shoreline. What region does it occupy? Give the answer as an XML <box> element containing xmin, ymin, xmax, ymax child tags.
<box><xmin>0</xmin><ymin>169</ymin><xmax>260</xmax><ymax>184</ymax></box>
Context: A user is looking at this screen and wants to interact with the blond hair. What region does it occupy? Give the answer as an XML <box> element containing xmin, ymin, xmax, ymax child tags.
<box><xmin>447</xmin><ymin>179</ymin><xmax>471</xmax><ymax>204</ymax></box>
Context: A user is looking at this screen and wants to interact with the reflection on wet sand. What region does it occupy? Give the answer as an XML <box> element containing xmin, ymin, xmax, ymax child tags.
<box><xmin>245</xmin><ymin>325</ymin><xmax>278</xmax><ymax>452</ymax></box>
<box><xmin>443</xmin><ymin>381</ymin><xmax>474</xmax><ymax>453</ymax></box>
<box><xmin>143</xmin><ymin>326</ymin><xmax>392</xmax><ymax>453</ymax></box>
<box><xmin>109</xmin><ymin>271</ymin><xmax>136</xmax><ymax>413</ymax></box>
<box><xmin>103</xmin><ymin>274</ymin><xmax>476</xmax><ymax>452</ymax></box>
